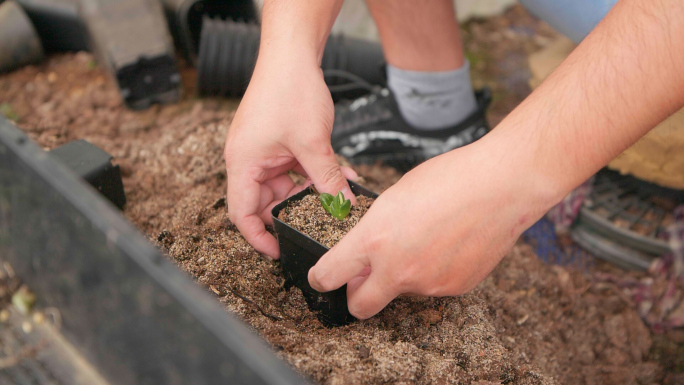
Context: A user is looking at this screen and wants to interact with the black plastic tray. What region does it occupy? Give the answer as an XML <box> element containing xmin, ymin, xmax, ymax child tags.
<box><xmin>0</xmin><ymin>116</ymin><xmax>306</xmax><ymax>384</ymax></box>
<box><xmin>572</xmin><ymin>169</ymin><xmax>682</xmax><ymax>270</ymax></box>
<box><xmin>271</xmin><ymin>181</ymin><xmax>377</xmax><ymax>327</ymax></box>
<box><xmin>16</xmin><ymin>0</ymin><xmax>89</xmax><ymax>52</ymax></box>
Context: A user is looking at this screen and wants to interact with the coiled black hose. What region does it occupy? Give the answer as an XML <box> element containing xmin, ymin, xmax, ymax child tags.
<box><xmin>197</xmin><ymin>18</ymin><xmax>386</xmax><ymax>100</ymax></box>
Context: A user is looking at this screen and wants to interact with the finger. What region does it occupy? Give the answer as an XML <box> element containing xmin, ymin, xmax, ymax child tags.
<box><xmin>308</xmin><ymin>229</ymin><xmax>369</xmax><ymax>292</ymax></box>
<box><xmin>340</xmin><ymin>166</ymin><xmax>358</xmax><ymax>181</ymax></box>
<box><xmin>257</xmin><ymin>184</ymin><xmax>275</xmax><ymax>214</ymax></box>
<box><xmin>264</xmin><ymin>174</ymin><xmax>298</xmax><ymax>201</ymax></box>
<box><xmin>259</xmin><ymin>159</ymin><xmax>299</xmax><ymax>180</ymax></box>
<box><xmin>345</xmin><ymin>265</ymin><xmax>371</xmax><ymax>293</ymax></box>
<box><xmin>258</xmin><ymin>178</ymin><xmax>310</xmax><ymax>224</ymax></box>
<box><xmin>346</xmin><ymin>272</ymin><xmax>397</xmax><ymax>319</ymax></box>
<box><xmin>292</xmin><ymin>164</ymin><xmax>308</xmax><ymax>178</ymax></box>
<box><xmin>295</xmin><ymin>144</ymin><xmax>356</xmax><ymax>203</ymax></box>
<box><xmin>228</xmin><ymin>172</ymin><xmax>280</xmax><ymax>258</ymax></box>
<box><xmin>239</xmin><ymin>214</ymin><xmax>280</xmax><ymax>258</ymax></box>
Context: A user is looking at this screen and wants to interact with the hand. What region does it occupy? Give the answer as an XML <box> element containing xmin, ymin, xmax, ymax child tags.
<box><xmin>224</xmin><ymin>55</ymin><xmax>356</xmax><ymax>259</ymax></box>
<box><xmin>308</xmin><ymin>133</ymin><xmax>559</xmax><ymax>319</ymax></box>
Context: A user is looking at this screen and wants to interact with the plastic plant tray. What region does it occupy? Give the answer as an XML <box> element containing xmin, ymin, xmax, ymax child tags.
<box><xmin>15</xmin><ymin>0</ymin><xmax>89</xmax><ymax>53</ymax></box>
<box><xmin>572</xmin><ymin>169</ymin><xmax>683</xmax><ymax>270</ymax></box>
<box><xmin>0</xmin><ymin>116</ymin><xmax>306</xmax><ymax>384</ymax></box>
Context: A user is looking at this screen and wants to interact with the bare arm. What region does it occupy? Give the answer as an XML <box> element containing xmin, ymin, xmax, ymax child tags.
<box><xmin>309</xmin><ymin>0</ymin><xmax>684</xmax><ymax>319</ymax></box>
<box><xmin>225</xmin><ymin>0</ymin><xmax>355</xmax><ymax>259</ymax></box>
<box><xmin>258</xmin><ymin>0</ymin><xmax>343</xmax><ymax>66</ymax></box>
<box><xmin>495</xmin><ymin>0</ymin><xmax>684</xmax><ymax>202</ymax></box>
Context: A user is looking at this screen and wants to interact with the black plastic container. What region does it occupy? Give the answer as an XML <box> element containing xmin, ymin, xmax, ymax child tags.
<box><xmin>571</xmin><ymin>169</ymin><xmax>682</xmax><ymax>270</ymax></box>
<box><xmin>162</xmin><ymin>0</ymin><xmax>258</xmax><ymax>65</ymax></box>
<box><xmin>0</xmin><ymin>117</ymin><xmax>306</xmax><ymax>383</ymax></box>
<box><xmin>49</xmin><ymin>139</ymin><xmax>126</xmax><ymax>210</ymax></box>
<box><xmin>197</xmin><ymin>18</ymin><xmax>386</xmax><ymax>100</ymax></box>
<box><xmin>15</xmin><ymin>0</ymin><xmax>89</xmax><ymax>52</ymax></box>
<box><xmin>79</xmin><ymin>0</ymin><xmax>181</xmax><ymax>110</ymax></box>
<box><xmin>0</xmin><ymin>0</ymin><xmax>45</xmax><ymax>73</ymax></box>
<box><xmin>271</xmin><ymin>181</ymin><xmax>377</xmax><ymax>327</ymax></box>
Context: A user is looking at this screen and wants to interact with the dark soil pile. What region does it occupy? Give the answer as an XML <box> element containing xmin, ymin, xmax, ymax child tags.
<box><xmin>1</xmin><ymin>6</ymin><xmax>682</xmax><ymax>384</ymax></box>
<box><xmin>279</xmin><ymin>194</ymin><xmax>374</xmax><ymax>248</ymax></box>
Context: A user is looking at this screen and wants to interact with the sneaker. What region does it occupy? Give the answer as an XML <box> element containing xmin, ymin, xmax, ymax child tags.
<box><xmin>331</xmin><ymin>87</ymin><xmax>491</xmax><ymax>171</ymax></box>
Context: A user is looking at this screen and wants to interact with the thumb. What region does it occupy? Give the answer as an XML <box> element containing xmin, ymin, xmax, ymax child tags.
<box><xmin>308</xmin><ymin>228</ymin><xmax>369</xmax><ymax>293</ymax></box>
<box><xmin>296</xmin><ymin>144</ymin><xmax>356</xmax><ymax>203</ymax></box>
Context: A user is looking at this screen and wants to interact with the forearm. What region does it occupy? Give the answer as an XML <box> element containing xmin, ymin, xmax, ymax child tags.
<box><xmin>486</xmin><ymin>0</ymin><xmax>684</xmax><ymax>204</ymax></box>
<box><xmin>257</xmin><ymin>0</ymin><xmax>343</xmax><ymax>68</ymax></box>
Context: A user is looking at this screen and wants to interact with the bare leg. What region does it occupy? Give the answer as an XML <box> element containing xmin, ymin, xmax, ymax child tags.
<box><xmin>364</xmin><ymin>0</ymin><xmax>465</xmax><ymax>71</ymax></box>
<box><xmin>359</xmin><ymin>0</ymin><xmax>476</xmax><ymax>130</ymax></box>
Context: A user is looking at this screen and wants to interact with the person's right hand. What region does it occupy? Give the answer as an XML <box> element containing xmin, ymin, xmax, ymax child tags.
<box><xmin>224</xmin><ymin>52</ymin><xmax>356</xmax><ymax>259</ymax></box>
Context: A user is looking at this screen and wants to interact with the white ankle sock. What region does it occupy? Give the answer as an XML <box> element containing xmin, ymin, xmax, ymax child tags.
<box><xmin>387</xmin><ymin>61</ymin><xmax>477</xmax><ymax>130</ymax></box>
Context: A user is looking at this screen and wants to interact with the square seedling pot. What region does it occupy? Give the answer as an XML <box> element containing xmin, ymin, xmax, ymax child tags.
<box><xmin>272</xmin><ymin>181</ymin><xmax>378</xmax><ymax>327</ymax></box>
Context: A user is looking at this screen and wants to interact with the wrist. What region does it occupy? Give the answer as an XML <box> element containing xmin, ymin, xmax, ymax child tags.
<box><xmin>470</xmin><ymin>126</ymin><xmax>567</xmax><ymax>222</ymax></box>
<box><xmin>255</xmin><ymin>44</ymin><xmax>320</xmax><ymax>75</ymax></box>
<box><xmin>260</xmin><ymin>0</ymin><xmax>342</xmax><ymax>65</ymax></box>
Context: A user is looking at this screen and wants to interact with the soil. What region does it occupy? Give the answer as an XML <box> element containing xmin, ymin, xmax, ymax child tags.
<box><xmin>1</xmin><ymin>5</ymin><xmax>683</xmax><ymax>384</ymax></box>
<box><xmin>279</xmin><ymin>194</ymin><xmax>374</xmax><ymax>249</ymax></box>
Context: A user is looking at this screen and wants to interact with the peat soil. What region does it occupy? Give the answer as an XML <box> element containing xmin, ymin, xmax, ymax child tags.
<box><xmin>280</xmin><ymin>194</ymin><xmax>374</xmax><ymax>249</ymax></box>
<box><xmin>1</xmin><ymin>6</ymin><xmax>683</xmax><ymax>384</ymax></box>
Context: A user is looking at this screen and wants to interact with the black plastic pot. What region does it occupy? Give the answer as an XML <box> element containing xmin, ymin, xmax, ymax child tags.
<box><xmin>79</xmin><ymin>0</ymin><xmax>181</xmax><ymax>110</ymax></box>
<box><xmin>0</xmin><ymin>0</ymin><xmax>44</xmax><ymax>73</ymax></box>
<box><xmin>271</xmin><ymin>181</ymin><xmax>378</xmax><ymax>327</ymax></box>
<box><xmin>197</xmin><ymin>18</ymin><xmax>387</xmax><ymax>100</ymax></box>
<box><xmin>162</xmin><ymin>0</ymin><xmax>258</xmax><ymax>65</ymax></box>
<box><xmin>49</xmin><ymin>139</ymin><xmax>126</xmax><ymax>210</ymax></box>
<box><xmin>15</xmin><ymin>0</ymin><xmax>89</xmax><ymax>52</ymax></box>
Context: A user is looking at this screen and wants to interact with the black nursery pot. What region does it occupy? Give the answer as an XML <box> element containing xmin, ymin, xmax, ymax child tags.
<box><xmin>272</xmin><ymin>181</ymin><xmax>377</xmax><ymax>327</ymax></box>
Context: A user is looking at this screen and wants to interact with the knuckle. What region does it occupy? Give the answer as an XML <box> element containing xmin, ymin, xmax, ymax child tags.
<box><xmin>313</xmin><ymin>269</ymin><xmax>335</xmax><ymax>292</ymax></box>
<box><xmin>348</xmin><ymin>302</ymin><xmax>370</xmax><ymax>320</ymax></box>
<box><xmin>362</xmin><ymin>232</ymin><xmax>384</xmax><ymax>256</ymax></box>
<box><xmin>298</xmin><ymin>133</ymin><xmax>324</xmax><ymax>149</ymax></box>
<box><xmin>423</xmin><ymin>281</ymin><xmax>448</xmax><ymax>297</ymax></box>
<box><xmin>391</xmin><ymin>260</ymin><xmax>422</xmax><ymax>291</ymax></box>
<box><xmin>317</xmin><ymin>162</ymin><xmax>344</xmax><ymax>188</ymax></box>
<box><xmin>393</xmin><ymin>268</ymin><xmax>415</xmax><ymax>291</ymax></box>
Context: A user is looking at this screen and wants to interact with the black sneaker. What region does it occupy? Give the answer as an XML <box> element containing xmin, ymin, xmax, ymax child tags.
<box><xmin>331</xmin><ymin>87</ymin><xmax>491</xmax><ymax>171</ymax></box>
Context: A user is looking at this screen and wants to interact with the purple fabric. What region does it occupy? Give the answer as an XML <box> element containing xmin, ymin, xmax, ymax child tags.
<box><xmin>546</xmin><ymin>177</ymin><xmax>594</xmax><ymax>233</ymax></box>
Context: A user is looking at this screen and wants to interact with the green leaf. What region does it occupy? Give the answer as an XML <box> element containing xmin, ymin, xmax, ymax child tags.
<box><xmin>12</xmin><ymin>286</ymin><xmax>36</xmax><ymax>315</ymax></box>
<box><xmin>319</xmin><ymin>193</ymin><xmax>334</xmax><ymax>215</ymax></box>
<box><xmin>0</xmin><ymin>103</ymin><xmax>19</xmax><ymax>122</ymax></box>
<box><xmin>335</xmin><ymin>199</ymin><xmax>351</xmax><ymax>220</ymax></box>
<box><xmin>320</xmin><ymin>191</ymin><xmax>352</xmax><ymax>220</ymax></box>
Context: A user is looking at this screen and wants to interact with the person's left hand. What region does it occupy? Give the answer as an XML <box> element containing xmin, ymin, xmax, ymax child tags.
<box><xmin>307</xmin><ymin>134</ymin><xmax>560</xmax><ymax>319</ymax></box>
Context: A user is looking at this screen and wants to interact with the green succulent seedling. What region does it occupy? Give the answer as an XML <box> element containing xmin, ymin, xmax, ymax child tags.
<box><xmin>319</xmin><ymin>191</ymin><xmax>351</xmax><ymax>220</ymax></box>
<box><xmin>0</xmin><ymin>103</ymin><xmax>19</xmax><ymax>122</ymax></box>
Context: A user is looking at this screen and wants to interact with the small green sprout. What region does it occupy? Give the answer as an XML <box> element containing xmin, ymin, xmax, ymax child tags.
<box><xmin>12</xmin><ymin>285</ymin><xmax>36</xmax><ymax>315</ymax></box>
<box><xmin>0</xmin><ymin>103</ymin><xmax>19</xmax><ymax>122</ymax></box>
<box><xmin>319</xmin><ymin>191</ymin><xmax>351</xmax><ymax>220</ymax></box>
